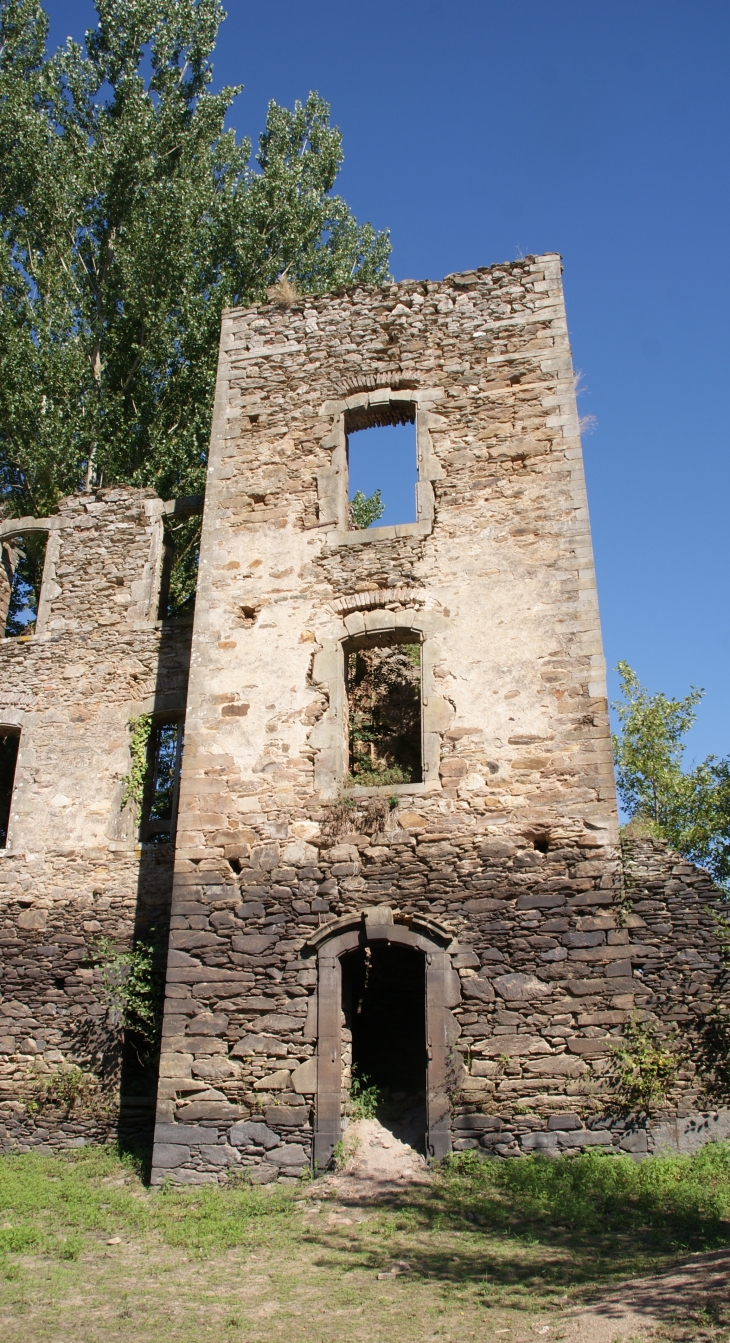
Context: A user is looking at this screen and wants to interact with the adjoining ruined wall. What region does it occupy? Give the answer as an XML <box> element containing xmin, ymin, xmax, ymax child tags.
<box><xmin>448</xmin><ymin>834</ymin><xmax>729</xmax><ymax>1158</ymax></box>
<box><xmin>147</xmin><ymin>253</ymin><xmax>728</xmax><ymax>1188</ymax></box>
<box><xmin>0</xmin><ymin>488</ymin><xmax>192</xmax><ymax>1153</ymax></box>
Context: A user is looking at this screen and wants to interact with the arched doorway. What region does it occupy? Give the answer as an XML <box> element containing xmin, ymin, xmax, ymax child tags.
<box><xmin>342</xmin><ymin>942</ymin><xmax>427</xmax><ymax>1147</ymax></box>
<box><xmin>304</xmin><ymin>905</ymin><xmax>454</xmax><ymax>1168</ymax></box>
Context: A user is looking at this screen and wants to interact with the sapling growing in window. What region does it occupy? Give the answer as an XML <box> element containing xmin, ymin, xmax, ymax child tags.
<box><xmin>349</xmin><ymin>488</ymin><xmax>384</xmax><ymax>530</ymax></box>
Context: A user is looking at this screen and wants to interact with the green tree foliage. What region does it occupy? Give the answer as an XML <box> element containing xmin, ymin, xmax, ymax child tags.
<box><xmin>349</xmin><ymin>488</ymin><xmax>384</xmax><ymax>529</ymax></box>
<box><xmin>613</xmin><ymin>661</ymin><xmax>730</xmax><ymax>888</ymax></box>
<box><xmin>0</xmin><ymin>0</ymin><xmax>390</xmax><ymax>517</ymax></box>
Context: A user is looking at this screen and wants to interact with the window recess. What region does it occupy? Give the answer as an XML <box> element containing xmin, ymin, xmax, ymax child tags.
<box><xmin>158</xmin><ymin>498</ymin><xmax>203</xmax><ymax>620</ymax></box>
<box><xmin>346</xmin><ymin>636</ymin><xmax>422</xmax><ymax>786</ymax></box>
<box><xmin>317</xmin><ymin>388</ymin><xmax>442</xmax><ymax>546</ymax></box>
<box><xmin>139</xmin><ymin>719</ymin><xmax>184</xmax><ymax>844</ymax></box>
<box><xmin>1</xmin><ymin>531</ymin><xmax>48</xmax><ymax>637</ymax></box>
<box><xmin>0</xmin><ymin>728</ymin><xmax>20</xmax><ymax>847</ymax></box>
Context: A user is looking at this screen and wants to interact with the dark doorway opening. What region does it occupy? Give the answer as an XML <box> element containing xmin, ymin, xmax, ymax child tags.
<box><xmin>341</xmin><ymin>942</ymin><xmax>427</xmax><ymax>1150</ymax></box>
<box><xmin>0</xmin><ymin>729</ymin><xmax>19</xmax><ymax>846</ymax></box>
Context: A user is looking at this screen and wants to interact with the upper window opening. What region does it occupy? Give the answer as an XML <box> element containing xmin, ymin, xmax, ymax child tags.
<box><xmin>0</xmin><ymin>728</ymin><xmax>20</xmax><ymax>847</ymax></box>
<box><xmin>346</xmin><ymin>636</ymin><xmax>422</xmax><ymax>786</ymax></box>
<box><xmin>140</xmin><ymin>719</ymin><xmax>184</xmax><ymax>844</ymax></box>
<box><xmin>346</xmin><ymin>402</ymin><xmax>417</xmax><ymax>530</ymax></box>
<box><xmin>158</xmin><ymin>515</ymin><xmax>201</xmax><ymax>620</ymax></box>
<box><xmin>2</xmin><ymin>532</ymin><xmax>48</xmax><ymax>637</ymax></box>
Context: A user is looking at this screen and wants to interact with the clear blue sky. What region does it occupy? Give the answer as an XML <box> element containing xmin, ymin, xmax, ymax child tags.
<box><xmin>43</xmin><ymin>1</ymin><xmax>730</xmax><ymax>764</ymax></box>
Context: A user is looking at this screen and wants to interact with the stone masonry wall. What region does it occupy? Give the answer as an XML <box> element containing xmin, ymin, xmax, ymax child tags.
<box><xmin>150</xmin><ymin>254</ymin><xmax>726</xmax><ymax>1186</ymax></box>
<box><xmin>0</xmin><ymin>488</ymin><xmax>192</xmax><ymax>1153</ymax></box>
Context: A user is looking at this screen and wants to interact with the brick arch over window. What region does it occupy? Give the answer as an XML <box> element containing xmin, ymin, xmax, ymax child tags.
<box><xmin>303</xmin><ymin>906</ymin><xmax>457</xmax><ymax>1167</ymax></box>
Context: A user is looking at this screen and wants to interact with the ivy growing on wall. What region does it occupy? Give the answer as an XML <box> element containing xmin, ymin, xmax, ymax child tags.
<box><xmin>93</xmin><ymin>937</ymin><xmax>165</xmax><ymax>1049</ymax></box>
<box><xmin>120</xmin><ymin>713</ymin><xmax>152</xmax><ymax>813</ymax></box>
<box><xmin>695</xmin><ymin>908</ymin><xmax>730</xmax><ymax>1101</ymax></box>
<box><xmin>610</xmin><ymin>1017</ymin><xmax>681</xmax><ymax>1113</ymax></box>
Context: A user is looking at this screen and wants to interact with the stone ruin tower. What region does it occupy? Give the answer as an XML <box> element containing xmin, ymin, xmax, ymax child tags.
<box><xmin>148</xmin><ymin>253</ymin><xmax>729</xmax><ymax>1183</ymax></box>
<box><xmin>0</xmin><ymin>253</ymin><xmax>726</xmax><ymax>1172</ymax></box>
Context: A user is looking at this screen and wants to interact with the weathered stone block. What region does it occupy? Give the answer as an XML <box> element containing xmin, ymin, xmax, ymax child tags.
<box><xmin>152</xmin><ymin>1143</ymin><xmax>190</xmax><ymax>1167</ymax></box>
<box><xmin>268</xmin><ymin>1143</ymin><xmax>307</xmax><ymax>1167</ymax></box>
<box><xmin>290</xmin><ymin>1057</ymin><xmax>317</xmax><ymax>1093</ymax></box>
<box><xmin>229</xmin><ymin>1121</ymin><xmax>280</xmax><ymax>1150</ymax></box>
<box><xmin>493</xmin><ymin>974</ymin><xmax>551</xmax><ymax>1001</ymax></box>
<box><xmin>264</xmin><ymin>1105</ymin><xmax>307</xmax><ymax>1127</ymax></box>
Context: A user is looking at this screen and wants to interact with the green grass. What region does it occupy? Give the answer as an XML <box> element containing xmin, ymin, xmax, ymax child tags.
<box><xmin>0</xmin><ymin>1145</ymin><xmax>293</xmax><ymax>1260</ymax></box>
<box><xmin>0</xmin><ymin>1143</ymin><xmax>728</xmax><ymax>1342</ymax></box>
<box><xmin>435</xmin><ymin>1144</ymin><xmax>730</xmax><ymax>1248</ymax></box>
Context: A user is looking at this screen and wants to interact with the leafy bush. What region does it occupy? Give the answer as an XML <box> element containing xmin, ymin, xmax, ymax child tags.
<box><xmin>93</xmin><ymin>937</ymin><xmax>164</xmax><ymax>1046</ymax></box>
<box><xmin>348</xmin><ymin>1073</ymin><xmax>380</xmax><ymax>1120</ymax></box>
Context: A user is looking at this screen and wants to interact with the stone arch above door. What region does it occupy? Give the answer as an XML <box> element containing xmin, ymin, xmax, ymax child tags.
<box><xmin>302</xmin><ymin>906</ymin><xmax>458</xmax><ymax>1167</ymax></box>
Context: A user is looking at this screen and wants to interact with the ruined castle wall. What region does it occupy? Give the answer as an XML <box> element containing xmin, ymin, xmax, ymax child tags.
<box><xmin>151</xmin><ymin>253</ymin><xmax>686</xmax><ymax>1186</ymax></box>
<box><xmin>0</xmin><ymin>488</ymin><xmax>192</xmax><ymax>1152</ymax></box>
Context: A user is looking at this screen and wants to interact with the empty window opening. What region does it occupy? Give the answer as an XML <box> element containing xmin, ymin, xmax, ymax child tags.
<box><xmin>2</xmin><ymin>533</ymin><xmax>48</xmax><ymax>637</ymax></box>
<box><xmin>140</xmin><ymin>719</ymin><xmax>184</xmax><ymax>843</ymax></box>
<box><xmin>158</xmin><ymin>515</ymin><xmax>201</xmax><ymax>619</ymax></box>
<box><xmin>347</xmin><ymin>403</ymin><xmax>417</xmax><ymax>529</ymax></box>
<box><xmin>347</xmin><ymin>639</ymin><xmax>422</xmax><ymax>786</ymax></box>
<box><xmin>533</xmin><ymin>835</ymin><xmax>550</xmax><ymax>854</ymax></box>
<box><xmin>342</xmin><ymin>943</ymin><xmax>427</xmax><ymax>1150</ymax></box>
<box><xmin>0</xmin><ymin>729</ymin><xmax>20</xmax><ymax>847</ymax></box>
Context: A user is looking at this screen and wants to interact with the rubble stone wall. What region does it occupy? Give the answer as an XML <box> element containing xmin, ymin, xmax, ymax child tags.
<box><xmin>150</xmin><ymin>254</ymin><xmax>727</xmax><ymax>1187</ymax></box>
<box><xmin>0</xmin><ymin>488</ymin><xmax>192</xmax><ymax>1152</ymax></box>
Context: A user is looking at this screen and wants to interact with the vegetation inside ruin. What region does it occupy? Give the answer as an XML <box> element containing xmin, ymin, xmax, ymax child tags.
<box><xmin>349</xmin><ymin>488</ymin><xmax>385</xmax><ymax>530</ymax></box>
<box><xmin>159</xmin><ymin>515</ymin><xmax>202</xmax><ymax>619</ymax></box>
<box><xmin>347</xmin><ymin>642</ymin><xmax>422</xmax><ymax>785</ymax></box>
<box><xmin>93</xmin><ymin>937</ymin><xmax>166</xmax><ymax>1049</ymax></box>
<box><xmin>0</xmin><ymin>1144</ymin><xmax>729</xmax><ymax>1341</ymax></box>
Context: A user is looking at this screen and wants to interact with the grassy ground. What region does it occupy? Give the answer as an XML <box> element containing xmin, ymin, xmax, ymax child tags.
<box><xmin>0</xmin><ymin>1143</ymin><xmax>729</xmax><ymax>1342</ymax></box>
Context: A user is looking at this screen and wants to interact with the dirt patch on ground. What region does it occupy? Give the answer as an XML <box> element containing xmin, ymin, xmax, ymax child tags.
<box><xmin>313</xmin><ymin>1116</ymin><xmax>430</xmax><ymax>1199</ymax></box>
<box><xmin>553</xmin><ymin>1246</ymin><xmax>730</xmax><ymax>1342</ymax></box>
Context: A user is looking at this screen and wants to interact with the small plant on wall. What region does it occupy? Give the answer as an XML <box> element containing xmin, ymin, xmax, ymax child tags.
<box><xmin>93</xmin><ymin>936</ymin><xmax>165</xmax><ymax>1059</ymax></box>
<box><xmin>26</xmin><ymin>1064</ymin><xmax>114</xmax><ymax>1119</ymax></box>
<box><xmin>610</xmin><ymin>1016</ymin><xmax>681</xmax><ymax>1113</ymax></box>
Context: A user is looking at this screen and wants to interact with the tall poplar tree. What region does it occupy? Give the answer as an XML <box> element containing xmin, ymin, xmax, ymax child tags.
<box><xmin>0</xmin><ymin>0</ymin><xmax>390</xmax><ymax>516</ymax></box>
